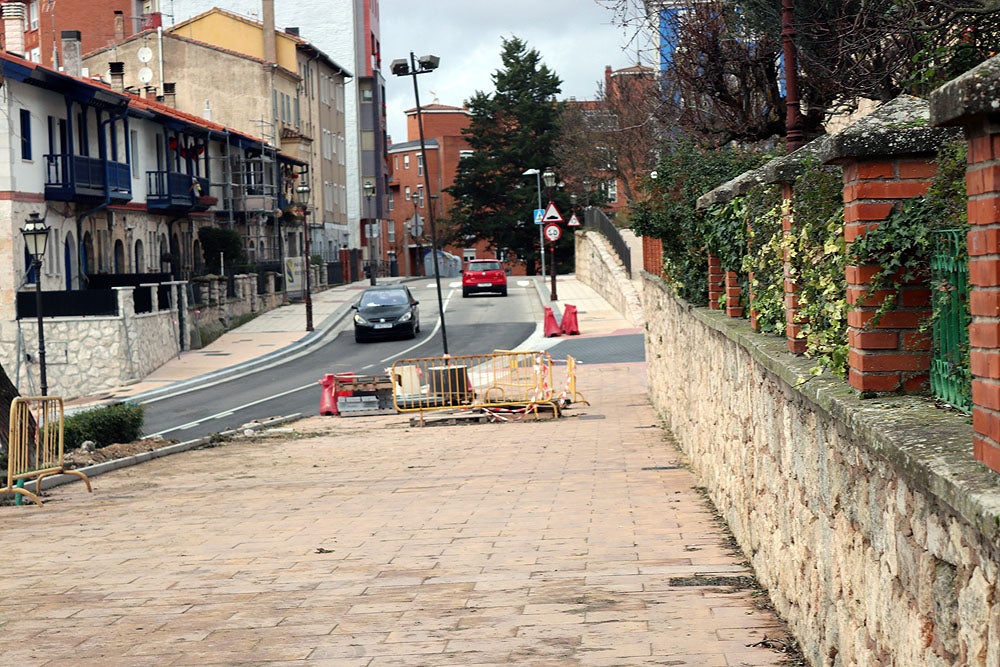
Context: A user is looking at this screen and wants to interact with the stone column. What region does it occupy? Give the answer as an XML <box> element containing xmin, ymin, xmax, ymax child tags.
<box><xmin>930</xmin><ymin>55</ymin><xmax>1000</xmax><ymax>472</ymax></box>
<box><xmin>819</xmin><ymin>95</ymin><xmax>959</xmax><ymax>395</ymax></box>
<box><xmin>641</xmin><ymin>236</ymin><xmax>663</xmax><ymax>277</ymax></box>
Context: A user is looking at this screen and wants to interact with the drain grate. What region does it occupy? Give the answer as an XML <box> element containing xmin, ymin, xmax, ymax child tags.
<box><xmin>641</xmin><ymin>465</ymin><xmax>680</xmax><ymax>471</ymax></box>
<box><xmin>576</xmin><ymin>414</ymin><xmax>606</xmax><ymax>420</ymax></box>
<box><xmin>669</xmin><ymin>575</ymin><xmax>756</xmax><ymax>588</ymax></box>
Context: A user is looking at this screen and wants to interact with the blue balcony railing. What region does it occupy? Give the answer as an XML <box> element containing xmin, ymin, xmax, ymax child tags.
<box><xmin>147</xmin><ymin>171</ymin><xmax>211</xmax><ymax>211</ymax></box>
<box><xmin>44</xmin><ymin>153</ymin><xmax>132</xmax><ymax>203</ymax></box>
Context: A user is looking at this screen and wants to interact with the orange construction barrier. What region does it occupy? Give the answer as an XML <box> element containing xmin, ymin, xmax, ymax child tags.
<box><xmin>560</xmin><ymin>304</ymin><xmax>580</xmax><ymax>335</ymax></box>
<box><xmin>543</xmin><ymin>306</ymin><xmax>561</xmax><ymax>337</ymax></box>
<box><xmin>318</xmin><ymin>374</ymin><xmax>337</xmax><ymax>415</ymax></box>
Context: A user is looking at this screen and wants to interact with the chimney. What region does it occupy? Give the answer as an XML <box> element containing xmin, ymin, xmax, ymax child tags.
<box><xmin>61</xmin><ymin>31</ymin><xmax>82</xmax><ymax>77</ymax></box>
<box><xmin>163</xmin><ymin>81</ymin><xmax>176</xmax><ymax>107</ymax></box>
<box><xmin>262</xmin><ymin>0</ymin><xmax>276</xmax><ymax>63</ymax></box>
<box><xmin>202</xmin><ymin>99</ymin><xmax>212</xmax><ymax>121</ymax></box>
<box><xmin>2</xmin><ymin>2</ymin><xmax>27</xmax><ymax>57</ymax></box>
<box><xmin>285</xmin><ymin>27</ymin><xmax>299</xmax><ymax>37</ymax></box>
<box><xmin>114</xmin><ymin>11</ymin><xmax>126</xmax><ymax>42</ymax></box>
<box><xmin>109</xmin><ymin>61</ymin><xmax>125</xmax><ymax>92</ymax></box>
<box><xmin>144</xmin><ymin>85</ymin><xmax>156</xmax><ymax>100</ymax></box>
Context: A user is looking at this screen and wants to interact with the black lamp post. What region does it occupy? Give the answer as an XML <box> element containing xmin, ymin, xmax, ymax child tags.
<box><xmin>391</xmin><ymin>52</ymin><xmax>448</xmax><ymax>355</ymax></box>
<box><xmin>296</xmin><ymin>182</ymin><xmax>313</xmax><ymax>331</ymax></box>
<box><xmin>363</xmin><ymin>179</ymin><xmax>377</xmax><ymax>285</ymax></box>
<box><xmin>542</xmin><ymin>168</ymin><xmax>558</xmax><ymax>301</ymax></box>
<box><xmin>22</xmin><ymin>212</ymin><xmax>50</xmax><ymax>396</ymax></box>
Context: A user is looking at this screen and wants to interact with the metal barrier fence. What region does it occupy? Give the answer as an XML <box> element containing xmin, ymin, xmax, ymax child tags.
<box><xmin>391</xmin><ymin>351</ymin><xmax>586</xmax><ymax>422</ymax></box>
<box><xmin>5</xmin><ymin>396</ymin><xmax>91</xmax><ymax>505</ymax></box>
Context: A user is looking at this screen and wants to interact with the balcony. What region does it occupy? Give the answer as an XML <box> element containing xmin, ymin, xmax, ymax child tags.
<box><xmin>45</xmin><ymin>153</ymin><xmax>132</xmax><ymax>204</ymax></box>
<box><xmin>147</xmin><ymin>172</ymin><xmax>212</xmax><ymax>212</ymax></box>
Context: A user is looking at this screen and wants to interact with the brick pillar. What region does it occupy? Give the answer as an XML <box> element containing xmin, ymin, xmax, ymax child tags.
<box><xmin>707</xmin><ymin>254</ymin><xmax>724</xmax><ymax>309</ymax></box>
<box><xmin>966</xmin><ymin>132</ymin><xmax>1000</xmax><ymax>471</ymax></box>
<box><xmin>781</xmin><ymin>186</ymin><xmax>807</xmax><ymax>354</ymax></box>
<box><xmin>843</xmin><ymin>158</ymin><xmax>935</xmax><ymax>394</ymax></box>
<box><xmin>642</xmin><ymin>236</ymin><xmax>664</xmax><ymax>276</ymax></box>
<box><xmin>724</xmin><ymin>271</ymin><xmax>742</xmax><ymax>317</ymax></box>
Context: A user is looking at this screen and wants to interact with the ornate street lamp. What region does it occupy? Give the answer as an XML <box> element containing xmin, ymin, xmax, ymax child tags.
<box><xmin>295</xmin><ymin>182</ymin><xmax>313</xmax><ymax>331</ymax></box>
<box><xmin>22</xmin><ymin>212</ymin><xmax>51</xmax><ymax>395</ymax></box>
<box><xmin>391</xmin><ymin>52</ymin><xmax>449</xmax><ymax>355</ymax></box>
<box><xmin>542</xmin><ymin>168</ymin><xmax>558</xmax><ymax>301</ymax></box>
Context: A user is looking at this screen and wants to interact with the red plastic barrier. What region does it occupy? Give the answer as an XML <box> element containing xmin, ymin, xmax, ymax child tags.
<box><xmin>319</xmin><ymin>374</ymin><xmax>337</xmax><ymax>415</ymax></box>
<box><xmin>544</xmin><ymin>306</ymin><xmax>561</xmax><ymax>337</ymax></box>
<box><xmin>560</xmin><ymin>304</ymin><xmax>580</xmax><ymax>335</ymax></box>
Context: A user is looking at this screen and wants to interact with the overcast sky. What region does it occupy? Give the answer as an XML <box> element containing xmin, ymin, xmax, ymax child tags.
<box><xmin>163</xmin><ymin>0</ymin><xmax>646</xmax><ymax>142</ymax></box>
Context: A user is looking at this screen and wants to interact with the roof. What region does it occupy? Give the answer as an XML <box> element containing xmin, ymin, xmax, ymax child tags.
<box><xmin>388</xmin><ymin>138</ymin><xmax>440</xmax><ymax>153</ymax></box>
<box><xmin>404</xmin><ymin>103</ymin><xmax>469</xmax><ymax>115</ymax></box>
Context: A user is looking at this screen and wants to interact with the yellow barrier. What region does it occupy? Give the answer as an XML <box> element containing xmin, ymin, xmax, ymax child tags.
<box><xmin>557</xmin><ymin>355</ymin><xmax>589</xmax><ymax>407</ymax></box>
<box><xmin>5</xmin><ymin>397</ymin><xmax>91</xmax><ymax>506</ymax></box>
<box><xmin>392</xmin><ymin>351</ymin><xmax>559</xmax><ymax>422</ymax></box>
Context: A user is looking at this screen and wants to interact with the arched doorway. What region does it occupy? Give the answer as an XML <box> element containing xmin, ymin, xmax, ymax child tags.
<box><xmin>192</xmin><ymin>239</ymin><xmax>203</xmax><ymax>274</ymax></box>
<box><xmin>63</xmin><ymin>231</ymin><xmax>75</xmax><ymax>290</ymax></box>
<box><xmin>113</xmin><ymin>239</ymin><xmax>125</xmax><ymax>273</ymax></box>
<box><xmin>134</xmin><ymin>238</ymin><xmax>145</xmax><ymax>273</ymax></box>
<box><xmin>83</xmin><ymin>231</ymin><xmax>95</xmax><ymax>277</ymax></box>
<box><xmin>159</xmin><ymin>234</ymin><xmax>170</xmax><ymax>272</ymax></box>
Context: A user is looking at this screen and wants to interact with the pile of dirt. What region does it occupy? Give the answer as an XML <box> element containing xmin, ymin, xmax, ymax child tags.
<box><xmin>62</xmin><ymin>437</ymin><xmax>178</xmax><ymax>469</ymax></box>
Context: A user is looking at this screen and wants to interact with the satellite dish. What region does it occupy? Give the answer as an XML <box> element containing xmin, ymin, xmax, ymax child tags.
<box><xmin>137</xmin><ymin>46</ymin><xmax>153</xmax><ymax>63</ymax></box>
<box><xmin>138</xmin><ymin>67</ymin><xmax>154</xmax><ymax>84</ymax></box>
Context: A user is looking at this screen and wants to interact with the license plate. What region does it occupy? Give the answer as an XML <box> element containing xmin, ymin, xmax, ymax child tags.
<box><xmin>374</xmin><ymin>323</ymin><xmax>392</xmax><ymax>329</ymax></box>
<box><xmin>478</xmin><ymin>283</ymin><xmax>492</xmax><ymax>287</ymax></box>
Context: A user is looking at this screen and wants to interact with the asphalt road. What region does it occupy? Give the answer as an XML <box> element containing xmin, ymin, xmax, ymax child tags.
<box><xmin>141</xmin><ymin>281</ymin><xmax>539</xmax><ymax>441</ymax></box>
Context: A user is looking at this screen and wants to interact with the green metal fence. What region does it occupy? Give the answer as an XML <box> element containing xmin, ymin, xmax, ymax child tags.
<box><xmin>930</xmin><ymin>229</ymin><xmax>971</xmax><ymax>412</ymax></box>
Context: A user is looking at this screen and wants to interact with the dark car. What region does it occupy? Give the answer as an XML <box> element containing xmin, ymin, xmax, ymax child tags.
<box><xmin>352</xmin><ymin>286</ymin><xmax>420</xmax><ymax>342</ymax></box>
<box><xmin>462</xmin><ymin>259</ymin><xmax>508</xmax><ymax>297</ymax></box>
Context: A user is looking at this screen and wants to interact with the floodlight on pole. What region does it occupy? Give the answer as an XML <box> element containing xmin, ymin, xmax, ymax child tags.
<box><xmin>522</xmin><ymin>168</ymin><xmax>546</xmax><ymax>277</ymax></box>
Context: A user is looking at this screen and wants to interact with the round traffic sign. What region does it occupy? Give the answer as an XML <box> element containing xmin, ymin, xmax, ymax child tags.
<box><xmin>544</xmin><ymin>223</ymin><xmax>562</xmax><ymax>243</ymax></box>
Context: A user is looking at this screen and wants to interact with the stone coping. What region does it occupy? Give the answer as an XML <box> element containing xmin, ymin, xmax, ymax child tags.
<box><xmin>817</xmin><ymin>94</ymin><xmax>962</xmax><ymax>164</ymax></box>
<box><xmin>695</xmin><ymin>167</ymin><xmax>767</xmax><ymax>210</ymax></box>
<box><xmin>643</xmin><ymin>271</ymin><xmax>1000</xmax><ymax>543</ymax></box>
<box><xmin>929</xmin><ymin>53</ymin><xmax>1000</xmax><ymax>128</ymax></box>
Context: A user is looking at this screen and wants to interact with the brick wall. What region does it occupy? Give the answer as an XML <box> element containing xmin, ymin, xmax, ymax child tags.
<box><xmin>641</xmin><ymin>236</ymin><xmax>662</xmax><ymax>276</ymax></box>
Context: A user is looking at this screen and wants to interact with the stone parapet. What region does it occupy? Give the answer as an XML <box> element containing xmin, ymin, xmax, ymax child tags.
<box><xmin>642</xmin><ymin>272</ymin><xmax>1000</xmax><ymax>666</ymax></box>
<box><xmin>574</xmin><ymin>230</ymin><xmax>643</xmax><ymax>327</ymax></box>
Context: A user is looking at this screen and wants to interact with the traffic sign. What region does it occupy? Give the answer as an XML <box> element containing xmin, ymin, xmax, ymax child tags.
<box><xmin>544</xmin><ymin>223</ymin><xmax>562</xmax><ymax>243</ymax></box>
<box><xmin>567</xmin><ymin>213</ymin><xmax>580</xmax><ymax>227</ymax></box>
<box><xmin>542</xmin><ymin>201</ymin><xmax>563</xmax><ymax>223</ymax></box>
<box><xmin>410</xmin><ymin>213</ymin><xmax>424</xmax><ymax>238</ymax></box>
<box><xmin>534</xmin><ymin>208</ymin><xmax>544</xmax><ymax>224</ymax></box>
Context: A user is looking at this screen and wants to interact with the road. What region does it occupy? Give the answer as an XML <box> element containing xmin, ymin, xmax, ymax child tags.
<box><xmin>141</xmin><ymin>278</ymin><xmax>542</xmax><ymax>442</ymax></box>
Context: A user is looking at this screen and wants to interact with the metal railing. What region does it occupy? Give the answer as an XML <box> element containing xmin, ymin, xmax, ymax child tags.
<box><xmin>930</xmin><ymin>229</ymin><xmax>971</xmax><ymax>412</ymax></box>
<box><xmin>584</xmin><ymin>207</ymin><xmax>632</xmax><ymax>278</ymax></box>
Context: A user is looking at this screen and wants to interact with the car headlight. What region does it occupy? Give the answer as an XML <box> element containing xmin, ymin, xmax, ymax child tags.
<box><xmin>354</xmin><ymin>313</ymin><xmax>369</xmax><ymax>325</ymax></box>
<box><xmin>399</xmin><ymin>311</ymin><xmax>412</xmax><ymax>323</ymax></box>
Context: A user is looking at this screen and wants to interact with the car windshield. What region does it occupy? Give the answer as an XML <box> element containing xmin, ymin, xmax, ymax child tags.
<box><xmin>471</xmin><ymin>261</ymin><xmax>501</xmax><ymax>271</ymax></box>
<box><xmin>362</xmin><ymin>290</ymin><xmax>408</xmax><ymax>307</ymax></box>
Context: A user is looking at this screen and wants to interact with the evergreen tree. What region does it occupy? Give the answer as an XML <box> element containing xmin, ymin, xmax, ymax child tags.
<box><xmin>447</xmin><ymin>37</ymin><xmax>563</xmax><ymax>275</ymax></box>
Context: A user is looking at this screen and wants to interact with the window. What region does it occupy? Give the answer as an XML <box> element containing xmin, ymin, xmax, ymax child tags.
<box><xmin>28</xmin><ymin>0</ymin><xmax>39</xmax><ymax>30</ymax></box>
<box><xmin>19</xmin><ymin>109</ymin><xmax>31</xmax><ymax>160</ymax></box>
<box><xmin>388</xmin><ymin>221</ymin><xmax>396</xmax><ymax>243</ymax></box>
<box><xmin>403</xmin><ymin>155</ymin><xmax>409</xmax><ymax>170</ymax></box>
<box><xmin>417</xmin><ymin>153</ymin><xmax>423</xmax><ymax>176</ymax></box>
<box><xmin>388</xmin><ymin>191</ymin><xmax>394</xmax><ymax>212</ymax></box>
<box><xmin>459</xmin><ymin>149</ymin><xmax>473</xmax><ymax>160</ymax></box>
<box><xmin>394</xmin><ymin>156</ymin><xmax>398</xmax><ymax>170</ymax></box>
<box><xmin>130</xmin><ymin>129</ymin><xmax>139</xmax><ymax>179</ymax></box>
<box><xmin>602</xmin><ymin>179</ymin><xmax>618</xmax><ymax>203</ymax></box>
<box><xmin>404</xmin><ymin>186</ymin><xmax>411</xmax><ymax>201</ymax></box>
<box><xmin>417</xmin><ymin>185</ymin><xmax>424</xmax><ymax>208</ymax></box>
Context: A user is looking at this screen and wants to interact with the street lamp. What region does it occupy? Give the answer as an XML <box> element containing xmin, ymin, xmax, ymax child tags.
<box><xmin>21</xmin><ymin>212</ymin><xmax>50</xmax><ymax>395</ymax></box>
<box><xmin>295</xmin><ymin>182</ymin><xmax>313</xmax><ymax>331</ymax></box>
<box><xmin>542</xmin><ymin>168</ymin><xmax>558</xmax><ymax>301</ymax></box>
<box><xmin>522</xmin><ymin>168</ymin><xmax>546</xmax><ymax>277</ymax></box>
<box><xmin>363</xmin><ymin>179</ymin><xmax>377</xmax><ymax>285</ymax></box>
<box><xmin>391</xmin><ymin>52</ymin><xmax>449</xmax><ymax>355</ymax></box>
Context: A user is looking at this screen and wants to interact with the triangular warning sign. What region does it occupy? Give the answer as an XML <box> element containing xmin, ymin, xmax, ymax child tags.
<box><xmin>542</xmin><ymin>201</ymin><xmax>563</xmax><ymax>223</ymax></box>
<box><xmin>567</xmin><ymin>213</ymin><xmax>581</xmax><ymax>227</ymax></box>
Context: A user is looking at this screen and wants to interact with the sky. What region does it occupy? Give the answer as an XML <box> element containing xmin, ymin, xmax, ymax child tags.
<box><xmin>161</xmin><ymin>0</ymin><xmax>647</xmax><ymax>143</ymax></box>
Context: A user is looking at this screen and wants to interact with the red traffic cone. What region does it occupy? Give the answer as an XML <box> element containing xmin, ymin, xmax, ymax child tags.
<box><xmin>560</xmin><ymin>304</ymin><xmax>580</xmax><ymax>335</ymax></box>
<box><xmin>543</xmin><ymin>306</ymin><xmax>562</xmax><ymax>337</ymax></box>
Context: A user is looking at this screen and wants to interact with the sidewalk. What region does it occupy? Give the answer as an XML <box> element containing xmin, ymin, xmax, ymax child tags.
<box><xmin>4</xmin><ymin>275</ymin><xmax>796</xmax><ymax>666</ymax></box>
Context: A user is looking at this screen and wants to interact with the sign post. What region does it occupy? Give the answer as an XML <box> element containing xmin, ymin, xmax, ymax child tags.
<box><xmin>544</xmin><ymin>223</ymin><xmax>561</xmax><ymax>301</ymax></box>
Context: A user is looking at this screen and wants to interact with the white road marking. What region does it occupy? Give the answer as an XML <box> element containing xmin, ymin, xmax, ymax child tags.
<box><xmin>147</xmin><ymin>383</ymin><xmax>314</xmax><ymax>437</ymax></box>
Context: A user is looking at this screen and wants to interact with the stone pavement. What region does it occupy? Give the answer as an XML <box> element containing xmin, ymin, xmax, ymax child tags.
<box><xmin>2</xmin><ymin>276</ymin><xmax>795</xmax><ymax>666</ymax></box>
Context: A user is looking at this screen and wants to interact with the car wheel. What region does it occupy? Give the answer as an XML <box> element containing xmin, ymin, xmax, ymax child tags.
<box><xmin>500</xmin><ymin>286</ymin><xmax>508</xmax><ymax>296</ymax></box>
<box><xmin>462</xmin><ymin>287</ymin><xmax>470</xmax><ymax>298</ymax></box>
<box><xmin>354</xmin><ymin>331</ymin><xmax>365</xmax><ymax>343</ymax></box>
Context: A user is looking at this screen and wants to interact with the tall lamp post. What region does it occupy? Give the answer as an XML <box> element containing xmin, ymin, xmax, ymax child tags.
<box><xmin>522</xmin><ymin>168</ymin><xmax>546</xmax><ymax>277</ymax></box>
<box><xmin>542</xmin><ymin>168</ymin><xmax>558</xmax><ymax>301</ymax></box>
<box><xmin>295</xmin><ymin>183</ymin><xmax>313</xmax><ymax>331</ymax></box>
<box><xmin>363</xmin><ymin>180</ymin><xmax>377</xmax><ymax>285</ymax></box>
<box><xmin>391</xmin><ymin>52</ymin><xmax>449</xmax><ymax>355</ymax></box>
<box><xmin>21</xmin><ymin>212</ymin><xmax>50</xmax><ymax>396</ymax></box>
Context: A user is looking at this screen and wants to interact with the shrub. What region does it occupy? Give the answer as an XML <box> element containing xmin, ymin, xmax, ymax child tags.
<box><xmin>63</xmin><ymin>403</ymin><xmax>145</xmax><ymax>450</ymax></box>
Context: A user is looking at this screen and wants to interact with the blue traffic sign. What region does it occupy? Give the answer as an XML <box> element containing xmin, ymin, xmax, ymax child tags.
<box><xmin>534</xmin><ymin>208</ymin><xmax>544</xmax><ymax>224</ymax></box>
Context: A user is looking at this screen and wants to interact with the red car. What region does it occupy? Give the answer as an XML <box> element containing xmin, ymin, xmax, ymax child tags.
<box><xmin>462</xmin><ymin>259</ymin><xmax>508</xmax><ymax>297</ymax></box>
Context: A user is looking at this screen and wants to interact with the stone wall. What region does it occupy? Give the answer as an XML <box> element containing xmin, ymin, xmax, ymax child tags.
<box><xmin>642</xmin><ymin>272</ymin><xmax>1000</xmax><ymax>667</ymax></box>
<box><xmin>573</xmin><ymin>229</ymin><xmax>643</xmax><ymax>326</ymax></box>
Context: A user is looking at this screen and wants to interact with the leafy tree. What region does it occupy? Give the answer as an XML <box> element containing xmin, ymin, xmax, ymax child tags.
<box><xmin>198</xmin><ymin>227</ymin><xmax>246</xmax><ymax>275</ymax></box>
<box><xmin>446</xmin><ymin>37</ymin><xmax>564</xmax><ymax>275</ymax></box>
